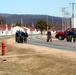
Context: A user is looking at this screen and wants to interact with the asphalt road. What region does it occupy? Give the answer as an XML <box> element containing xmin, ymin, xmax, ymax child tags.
<box><xmin>27</xmin><ymin>35</ymin><xmax>76</xmax><ymax>52</ymax></box>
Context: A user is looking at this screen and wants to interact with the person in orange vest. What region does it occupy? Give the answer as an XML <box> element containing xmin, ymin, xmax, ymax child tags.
<box><xmin>1</xmin><ymin>41</ymin><xmax>6</xmax><ymax>55</ymax></box>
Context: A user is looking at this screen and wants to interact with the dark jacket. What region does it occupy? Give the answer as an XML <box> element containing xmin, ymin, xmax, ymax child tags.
<box><xmin>24</xmin><ymin>32</ymin><xmax>28</xmax><ymax>37</ymax></box>
<box><xmin>47</xmin><ymin>31</ymin><xmax>51</xmax><ymax>36</ymax></box>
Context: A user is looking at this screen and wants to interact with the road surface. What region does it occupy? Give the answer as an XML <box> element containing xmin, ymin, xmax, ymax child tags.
<box><xmin>27</xmin><ymin>35</ymin><xmax>76</xmax><ymax>52</ymax></box>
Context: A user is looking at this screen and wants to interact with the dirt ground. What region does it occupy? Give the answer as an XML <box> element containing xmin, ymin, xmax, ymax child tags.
<box><xmin>0</xmin><ymin>35</ymin><xmax>76</xmax><ymax>75</ymax></box>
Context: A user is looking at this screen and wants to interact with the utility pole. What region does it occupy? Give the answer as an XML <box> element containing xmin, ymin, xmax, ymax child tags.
<box><xmin>65</xmin><ymin>11</ymin><xmax>70</xmax><ymax>28</ymax></box>
<box><xmin>69</xmin><ymin>3</ymin><xmax>76</xmax><ymax>17</ymax></box>
<box><xmin>46</xmin><ymin>15</ymin><xmax>49</xmax><ymax>31</ymax></box>
<box><xmin>21</xmin><ymin>18</ymin><xmax>23</xmax><ymax>27</ymax></box>
<box><xmin>52</xmin><ymin>16</ymin><xmax>53</xmax><ymax>27</ymax></box>
<box><xmin>46</xmin><ymin>15</ymin><xmax>48</xmax><ymax>25</ymax></box>
<box><xmin>61</xmin><ymin>7</ymin><xmax>68</xmax><ymax>30</ymax></box>
<box><xmin>69</xmin><ymin>3</ymin><xmax>76</xmax><ymax>28</ymax></box>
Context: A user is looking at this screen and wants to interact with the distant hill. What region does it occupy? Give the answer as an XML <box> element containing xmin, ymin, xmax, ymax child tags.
<box><xmin>0</xmin><ymin>14</ymin><xmax>61</xmax><ymax>23</ymax></box>
<box><xmin>0</xmin><ymin>13</ymin><xmax>70</xmax><ymax>28</ymax></box>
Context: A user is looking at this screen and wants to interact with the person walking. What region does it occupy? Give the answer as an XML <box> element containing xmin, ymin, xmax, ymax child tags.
<box><xmin>72</xmin><ymin>29</ymin><xmax>76</xmax><ymax>42</ymax></box>
<box><xmin>15</xmin><ymin>31</ymin><xmax>18</xmax><ymax>42</ymax></box>
<box><xmin>20</xmin><ymin>31</ymin><xmax>24</xmax><ymax>43</ymax></box>
<box><xmin>69</xmin><ymin>29</ymin><xmax>73</xmax><ymax>42</ymax></box>
<box><xmin>66</xmin><ymin>29</ymin><xmax>73</xmax><ymax>42</ymax></box>
<box><xmin>24</xmin><ymin>31</ymin><xmax>28</xmax><ymax>43</ymax></box>
<box><xmin>17</xmin><ymin>30</ymin><xmax>22</xmax><ymax>43</ymax></box>
<box><xmin>47</xmin><ymin>29</ymin><xmax>52</xmax><ymax>42</ymax></box>
<box><xmin>66</xmin><ymin>30</ymin><xmax>70</xmax><ymax>42</ymax></box>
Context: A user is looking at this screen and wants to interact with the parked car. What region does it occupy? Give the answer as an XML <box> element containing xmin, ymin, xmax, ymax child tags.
<box><xmin>55</xmin><ymin>28</ymin><xmax>76</xmax><ymax>40</ymax></box>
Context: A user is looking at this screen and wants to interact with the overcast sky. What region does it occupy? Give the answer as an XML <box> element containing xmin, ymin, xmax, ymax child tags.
<box><xmin>0</xmin><ymin>0</ymin><xmax>76</xmax><ymax>17</ymax></box>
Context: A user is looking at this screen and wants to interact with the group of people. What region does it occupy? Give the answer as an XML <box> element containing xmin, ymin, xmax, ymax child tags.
<box><xmin>15</xmin><ymin>30</ymin><xmax>28</xmax><ymax>43</ymax></box>
<box><xmin>46</xmin><ymin>28</ymin><xmax>76</xmax><ymax>43</ymax></box>
<box><xmin>66</xmin><ymin>28</ymin><xmax>76</xmax><ymax>42</ymax></box>
<box><xmin>15</xmin><ymin>29</ymin><xmax>52</xmax><ymax>43</ymax></box>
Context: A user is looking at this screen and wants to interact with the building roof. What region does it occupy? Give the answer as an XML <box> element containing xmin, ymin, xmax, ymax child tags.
<box><xmin>21</xmin><ymin>26</ymin><xmax>30</xmax><ymax>31</ymax></box>
<box><xmin>27</xmin><ymin>26</ymin><xmax>36</xmax><ymax>30</ymax></box>
<box><xmin>0</xmin><ymin>24</ymin><xmax>12</xmax><ymax>30</ymax></box>
<box><xmin>0</xmin><ymin>24</ymin><xmax>36</xmax><ymax>31</ymax></box>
